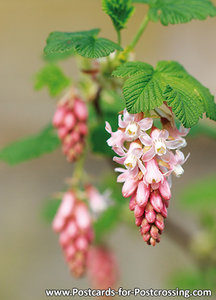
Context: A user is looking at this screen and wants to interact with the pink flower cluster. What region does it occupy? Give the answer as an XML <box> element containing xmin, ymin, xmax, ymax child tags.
<box><xmin>53</xmin><ymin>92</ymin><xmax>88</xmax><ymax>162</ymax></box>
<box><xmin>52</xmin><ymin>190</ymin><xmax>93</xmax><ymax>277</ymax></box>
<box><xmin>106</xmin><ymin>109</ymin><xmax>189</xmax><ymax>246</ymax></box>
<box><xmin>87</xmin><ymin>246</ymin><xmax>118</xmax><ymax>289</ymax></box>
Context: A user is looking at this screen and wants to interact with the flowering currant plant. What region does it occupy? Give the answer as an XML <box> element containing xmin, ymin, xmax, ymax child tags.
<box><xmin>1</xmin><ymin>0</ymin><xmax>216</xmax><ymax>287</ymax></box>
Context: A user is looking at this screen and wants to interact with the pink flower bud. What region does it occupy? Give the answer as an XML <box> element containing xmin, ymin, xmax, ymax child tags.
<box><xmin>161</xmin><ymin>203</ymin><xmax>168</xmax><ymax>218</ymax></box>
<box><xmin>122</xmin><ymin>178</ymin><xmax>138</xmax><ymax>198</ymax></box>
<box><xmin>155</xmin><ymin>214</ymin><xmax>164</xmax><ymax>231</ymax></box>
<box><xmin>78</xmin><ymin>122</ymin><xmax>88</xmax><ymax>136</ymax></box>
<box><xmin>136</xmin><ymin>181</ymin><xmax>150</xmax><ymax>207</ymax></box>
<box><xmin>145</xmin><ymin>203</ymin><xmax>156</xmax><ymax>223</ymax></box>
<box><xmin>64</xmin><ymin>112</ymin><xmax>76</xmax><ymax>129</ymax></box>
<box><xmin>134</xmin><ymin>204</ymin><xmax>145</xmax><ymax>218</ymax></box>
<box><xmin>142</xmin><ymin>233</ymin><xmax>151</xmax><ymax>242</ymax></box>
<box><xmin>86</xmin><ymin>228</ymin><xmax>94</xmax><ymax>242</ymax></box>
<box><xmin>64</xmin><ymin>134</ymin><xmax>76</xmax><ymax>148</ymax></box>
<box><xmin>67</xmin><ymin>149</ymin><xmax>75</xmax><ymax>162</ymax></box>
<box><xmin>75</xmin><ymin>204</ymin><xmax>91</xmax><ymax>230</ymax></box>
<box><xmin>75</xmin><ymin>237</ymin><xmax>88</xmax><ymax>251</ymax></box>
<box><xmin>145</xmin><ymin>159</ymin><xmax>163</xmax><ymax>185</ymax></box>
<box><xmin>73</xmin><ymin>143</ymin><xmax>83</xmax><ymax>155</ymax></box>
<box><xmin>70</xmin><ymin>131</ymin><xmax>80</xmax><ymax>143</ymax></box>
<box><xmin>58</xmin><ymin>126</ymin><xmax>68</xmax><ymax>139</ymax></box>
<box><xmin>52</xmin><ymin>213</ymin><xmax>65</xmax><ymax>232</ymax></box>
<box><xmin>129</xmin><ymin>194</ymin><xmax>136</xmax><ymax>211</ymax></box>
<box><xmin>159</xmin><ymin>177</ymin><xmax>171</xmax><ymax>200</ymax></box>
<box><xmin>59</xmin><ymin>231</ymin><xmax>69</xmax><ymax>248</ymax></box>
<box><xmin>150</xmin><ymin>192</ymin><xmax>163</xmax><ymax>213</ymax></box>
<box><xmin>65</xmin><ymin>245</ymin><xmax>76</xmax><ymax>261</ymax></box>
<box><xmin>53</xmin><ymin>106</ymin><xmax>66</xmax><ymax>127</ymax></box>
<box><xmin>150</xmin><ymin>237</ymin><xmax>156</xmax><ymax>246</ymax></box>
<box><xmin>66</xmin><ymin>221</ymin><xmax>78</xmax><ymax>238</ymax></box>
<box><xmin>150</xmin><ymin>225</ymin><xmax>159</xmax><ymax>240</ymax></box>
<box><xmin>140</xmin><ymin>219</ymin><xmax>150</xmax><ymax>234</ymax></box>
<box><xmin>74</xmin><ymin>99</ymin><xmax>88</xmax><ymax>121</ymax></box>
<box><xmin>135</xmin><ymin>216</ymin><xmax>143</xmax><ymax>227</ymax></box>
<box><xmin>58</xmin><ymin>191</ymin><xmax>75</xmax><ymax>218</ymax></box>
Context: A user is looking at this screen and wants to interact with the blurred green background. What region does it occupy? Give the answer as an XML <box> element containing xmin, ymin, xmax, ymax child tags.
<box><xmin>0</xmin><ymin>0</ymin><xmax>216</xmax><ymax>299</ymax></box>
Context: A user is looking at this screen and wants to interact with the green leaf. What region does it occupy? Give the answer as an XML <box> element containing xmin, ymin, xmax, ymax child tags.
<box><xmin>94</xmin><ymin>206</ymin><xmax>121</xmax><ymax>243</ymax></box>
<box><xmin>112</xmin><ymin>61</ymin><xmax>153</xmax><ymax>78</ymax></box>
<box><xmin>44</xmin><ymin>28</ymin><xmax>122</xmax><ymax>59</ymax></box>
<box><xmin>100</xmin><ymin>173</ymin><xmax>125</xmax><ymax>206</ymax></box>
<box><xmin>180</xmin><ymin>175</ymin><xmax>216</xmax><ymax>211</ymax></box>
<box><xmin>113</xmin><ymin>60</ymin><xmax>216</xmax><ymax>128</ymax></box>
<box><xmin>34</xmin><ymin>64</ymin><xmax>71</xmax><ymax>97</ymax></box>
<box><xmin>41</xmin><ymin>198</ymin><xmax>61</xmax><ymax>223</ymax></box>
<box><xmin>93</xmin><ymin>172</ymin><xmax>125</xmax><ymax>243</ymax></box>
<box><xmin>74</xmin><ymin>36</ymin><xmax>122</xmax><ymax>58</ymax></box>
<box><xmin>0</xmin><ymin>125</ymin><xmax>60</xmax><ymax>165</ymax></box>
<box><xmin>102</xmin><ymin>0</ymin><xmax>135</xmax><ymax>32</ymax></box>
<box><xmin>132</xmin><ymin>0</ymin><xmax>150</xmax><ymax>3</ymax></box>
<box><xmin>149</xmin><ymin>0</ymin><xmax>216</xmax><ymax>25</ymax></box>
<box><xmin>44</xmin><ymin>28</ymin><xmax>100</xmax><ymax>61</ymax></box>
<box><xmin>133</xmin><ymin>0</ymin><xmax>216</xmax><ymax>25</ymax></box>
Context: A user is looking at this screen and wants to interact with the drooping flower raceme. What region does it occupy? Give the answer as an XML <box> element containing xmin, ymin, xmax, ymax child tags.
<box><xmin>53</xmin><ymin>89</ymin><xmax>88</xmax><ymax>162</ymax></box>
<box><xmin>87</xmin><ymin>246</ymin><xmax>118</xmax><ymax>289</ymax></box>
<box><xmin>53</xmin><ymin>190</ymin><xmax>93</xmax><ymax>277</ymax></box>
<box><xmin>106</xmin><ymin>109</ymin><xmax>189</xmax><ymax>246</ymax></box>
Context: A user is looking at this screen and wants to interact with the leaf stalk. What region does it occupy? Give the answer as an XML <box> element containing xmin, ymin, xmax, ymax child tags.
<box><xmin>128</xmin><ymin>14</ymin><xmax>149</xmax><ymax>50</ymax></box>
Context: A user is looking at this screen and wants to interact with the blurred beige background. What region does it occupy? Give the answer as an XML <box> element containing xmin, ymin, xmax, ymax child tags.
<box><xmin>0</xmin><ymin>0</ymin><xmax>216</xmax><ymax>299</ymax></box>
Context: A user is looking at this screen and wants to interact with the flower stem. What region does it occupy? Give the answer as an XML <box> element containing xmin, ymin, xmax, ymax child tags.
<box><xmin>117</xmin><ymin>30</ymin><xmax>121</xmax><ymax>47</ymax></box>
<box><xmin>72</xmin><ymin>149</ymin><xmax>87</xmax><ymax>187</ymax></box>
<box><xmin>128</xmin><ymin>14</ymin><xmax>149</xmax><ymax>51</ymax></box>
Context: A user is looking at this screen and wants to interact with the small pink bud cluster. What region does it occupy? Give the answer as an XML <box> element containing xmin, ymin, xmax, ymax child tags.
<box><xmin>53</xmin><ymin>190</ymin><xmax>93</xmax><ymax>277</ymax></box>
<box><xmin>87</xmin><ymin>246</ymin><xmax>118</xmax><ymax>289</ymax></box>
<box><xmin>53</xmin><ymin>93</ymin><xmax>88</xmax><ymax>162</ymax></box>
<box><xmin>129</xmin><ymin>159</ymin><xmax>170</xmax><ymax>246</ymax></box>
<box><xmin>106</xmin><ymin>109</ymin><xmax>189</xmax><ymax>246</ymax></box>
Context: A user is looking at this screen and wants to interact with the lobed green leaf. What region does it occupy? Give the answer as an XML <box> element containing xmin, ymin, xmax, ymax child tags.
<box><xmin>44</xmin><ymin>29</ymin><xmax>100</xmax><ymax>61</ymax></box>
<box><xmin>44</xmin><ymin>28</ymin><xmax>122</xmax><ymax>60</ymax></box>
<box><xmin>133</xmin><ymin>0</ymin><xmax>216</xmax><ymax>25</ymax></box>
<box><xmin>113</xmin><ymin>60</ymin><xmax>216</xmax><ymax>128</ymax></box>
<box><xmin>0</xmin><ymin>125</ymin><xmax>60</xmax><ymax>165</ymax></box>
<box><xmin>102</xmin><ymin>0</ymin><xmax>135</xmax><ymax>32</ymax></box>
<box><xmin>74</xmin><ymin>36</ymin><xmax>122</xmax><ymax>58</ymax></box>
<box><xmin>34</xmin><ymin>64</ymin><xmax>71</xmax><ymax>97</ymax></box>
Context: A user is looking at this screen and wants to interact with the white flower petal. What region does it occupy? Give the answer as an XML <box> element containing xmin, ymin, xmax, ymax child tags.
<box><xmin>139</xmin><ymin>132</ymin><xmax>152</xmax><ymax>146</ymax></box>
<box><xmin>166</xmin><ymin>138</ymin><xmax>186</xmax><ymax>150</ymax></box>
<box><xmin>142</xmin><ymin>146</ymin><xmax>155</xmax><ymax>162</ymax></box>
<box><xmin>138</xmin><ymin>118</ymin><xmax>153</xmax><ymax>131</ymax></box>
